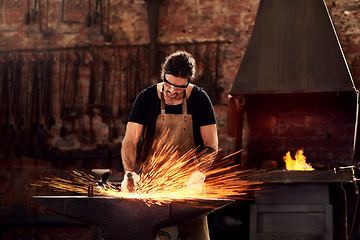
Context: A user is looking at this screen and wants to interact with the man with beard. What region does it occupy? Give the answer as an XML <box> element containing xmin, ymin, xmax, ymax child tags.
<box><xmin>121</xmin><ymin>50</ymin><xmax>218</xmax><ymax>240</ymax></box>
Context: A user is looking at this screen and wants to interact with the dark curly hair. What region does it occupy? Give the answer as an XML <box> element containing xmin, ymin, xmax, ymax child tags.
<box><xmin>161</xmin><ymin>51</ymin><xmax>196</xmax><ymax>82</ymax></box>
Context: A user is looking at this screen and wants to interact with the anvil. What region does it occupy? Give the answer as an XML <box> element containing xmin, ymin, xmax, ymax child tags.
<box><xmin>33</xmin><ymin>196</ymin><xmax>234</xmax><ymax>240</ymax></box>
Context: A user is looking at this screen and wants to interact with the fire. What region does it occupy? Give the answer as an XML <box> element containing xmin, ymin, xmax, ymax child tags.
<box><xmin>283</xmin><ymin>149</ymin><xmax>314</xmax><ymax>171</ymax></box>
<box><xmin>33</xmin><ymin>135</ymin><xmax>262</xmax><ymax>206</ymax></box>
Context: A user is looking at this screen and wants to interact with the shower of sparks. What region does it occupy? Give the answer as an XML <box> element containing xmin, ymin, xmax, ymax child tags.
<box><xmin>33</xmin><ymin>136</ymin><xmax>262</xmax><ymax>206</ymax></box>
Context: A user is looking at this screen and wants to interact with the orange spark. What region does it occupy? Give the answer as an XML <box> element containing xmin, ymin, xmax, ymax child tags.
<box><xmin>33</xmin><ymin>136</ymin><xmax>262</xmax><ymax>206</ymax></box>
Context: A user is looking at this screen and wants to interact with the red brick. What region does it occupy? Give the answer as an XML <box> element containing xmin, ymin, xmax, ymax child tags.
<box><xmin>5</xmin><ymin>8</ymin><xmax>24</xmax><ymax>23</ymax></box>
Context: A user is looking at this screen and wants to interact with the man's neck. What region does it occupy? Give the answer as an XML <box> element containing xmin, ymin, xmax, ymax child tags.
<box><xmin>163</xmin><ymin>90</ymin><xmax>185</xmax><ymax>105</ymax></box>
<box><xmin>157</xmin><ymin>82</ymin><xmax>194</xmax><ymax>105</ymax></box>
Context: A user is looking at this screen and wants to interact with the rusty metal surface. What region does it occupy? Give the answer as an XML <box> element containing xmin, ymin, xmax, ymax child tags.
<box><xmin>230</xmin><ymin>0</ymin><xmax>354</xmax><ymax>95</ymax></box>
<box><xmin>33</xmin><ymin>196</ymin><xmax>233</xmax><ymax>240</ymax></box>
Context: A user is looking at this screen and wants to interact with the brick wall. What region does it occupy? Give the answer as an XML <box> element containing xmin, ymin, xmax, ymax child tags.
<box><xmin>241</xmin><ymin>92</ymin><xmax>356</xmax><ymax>169</ymax></box>
<box><xmin>0</xmin><ymin>0</ymin><xmax>358</xmax><ymax>154</ymax></box>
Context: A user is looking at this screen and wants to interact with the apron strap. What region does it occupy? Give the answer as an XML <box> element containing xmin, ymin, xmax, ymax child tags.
<box><xmin>182</xmin><ymin>91</ymin><xmax>187</xmax><ymax>114</ymax></box>
<box><xmin>160</xmin><ymin>87</ymin><xmax>187</xmax><ymax>114</ymax></box>
<box><xmin>161</xmin><ymin>91</ymin><xmax>165</xmax><ymax>114</ymax></box>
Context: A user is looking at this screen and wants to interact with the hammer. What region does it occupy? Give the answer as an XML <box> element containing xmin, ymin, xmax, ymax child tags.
<box><xmin>91</xmin><ymin>169</ymin><xmax>112</xmax><ymax>187</ymax></box>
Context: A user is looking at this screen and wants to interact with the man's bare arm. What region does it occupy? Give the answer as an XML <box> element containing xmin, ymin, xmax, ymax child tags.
<box><xmin>199</xmin><ymin>124</ymin><xmax>218</xmax><ymax>170</ymax></box>
<box><xmin>200</xmin><ymin>124</ymin><xmax>218</xmax><ymax>150</ymax></box>
<box><xmin>121</xmin><ymin>122</ymin><xmax>144</xmax><ymax>172</ymax></box>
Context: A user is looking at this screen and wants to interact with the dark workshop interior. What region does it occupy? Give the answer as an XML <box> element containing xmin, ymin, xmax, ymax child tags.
<box><xmin>1</xmin><ymin>0</ymin><xmax>360</xmax><ymax>239</ymax></box>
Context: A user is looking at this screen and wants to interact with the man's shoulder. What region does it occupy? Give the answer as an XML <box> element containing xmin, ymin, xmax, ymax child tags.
<box><xmin>189</xmin><ymin>85</ymin><xmax>211</xmax><ymax>101</ymax></box>
<box><xmin>140</xmin><ymin>83</ymin><xmax>157</xmax><ymax>94</ymax></box>
<box><xmin>130</xmin><ymin>84</ymin><xmax>159</xmax><ymax>123</ymax></box>
<box><xmin>137</xmin><ymin>84</ymin><xmax>158</xmax><ymax>100</ymax></box>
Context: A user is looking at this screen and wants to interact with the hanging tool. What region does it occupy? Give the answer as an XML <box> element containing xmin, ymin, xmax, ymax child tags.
<box><xmin>98</xmin><ymin>56</ymin><xmax>116</xmax><ymax>141</ymax></box>
<box><xmin>15</xmin><ymin>57</ymin><xmax>28</xmax><ymax>157</ymax></box>
<box><xmin>22</xmin><ymin>61</ymin><xmax>31</xmax><ymax>156</ymax></box>
<box><xmin>215</xmin><ymin>43</ymin><xmax>220</xmax><ymax>88</ymax></box>
<box><xmin>116</xmin><ymin>53</ymin><xmax>123</xmax><ymax>118</ymax></box>
<box><xmin>35</xmin><ymin>58</ymin><xmax>48</xmax><ymax>159</ymax></box>
<box><xmin>14</xmin><ymin>56</ymin><xmax>25</xmax><ymax>131</ymax></box>
<box><xmin>123</xmin><ymin>52</ymin><xmax>129</xmax><ymax>115</ymax></box>
<box><xmin>12</xmin><ymin>56</ymin><xmax>25</xmax><ymax>154</ymax></box>
<box><xmin>108</xmin><ymin>52</ymin><xmax>118</xmax><ymax>141</ymax></box>
<box><xmin>87</xmin><ymin>48</ymin><xmax>97</xmax><ymax>143</ymax></box>
<box><xmin>14</xmin><ymin>56</ymin><xmax>29</xmax><ymax>157</ymax></box>
<box><xmin>1</xmin><ymin>61</ymin><xmax>12</xmax><ymax>137</ymax></box>
<box><xmin>59</xmin><ymin>53</ymin><xmax>64</xmax><ymax>123</ymax></box>
<box><xmin>78</xmin><ymin>85</ymin><xmax>85</xmax><ymax>143</ymax></box>
<box><xmin>193</xmin><ymin>44</ymin><xmax>201</xmax><ymax>69</ymax></box>
<box><xmin>104</xmin><ymin>0</ymin><xmax>112</xmax><ymax>42</ymax></box>
<box><xmin>24</xmin><ymin>60</ymin><xmax>40</xmax><ymax>157</ymax></box>
<box><xmin>142</xmin><ymin>47</ymin><xmax>148</xmax><ymax>88</ymax></box>
<box><xmin>74</xmin><ymin>50</ymin><xmax>86</xmax><ymax>143</ymax></box>
<box><xmin>126</xmin><ymin>49</ymin><xmax>134</xmax><ymax>111</ymax></box>
<box><xmin>201</xmin><ymin>44</ymin><xmax>217</xmax><ymax>105</ymax></box>
<box><xmin>99</xmin><ymin>0</ymin><xmax>104</xmax><ymax>35</ymax></box>
<box><xmin>87</xmin><ymin>49</ymin><xmax>97</xmax><ymax>107</ymax></box>
<box><xmin>61</xmin><ymin>0</ymin><xmax>66</xmax><ymax>22</ymax></box>
<box><xmin>214</xmin><ymin>42</ymin><xmax>223</xmax><ymax>102</ymax></box>
<box><xmin>92</xmin><ymin>0</ymin><xmax>99</xmax><ymax>24</ymax></box>
<box><xmin>31</xmin><ymin>0</ymin><xmax>38</xmax><ymax>22</ymax></box>
<box><xmin>0</xmin><ymin>62</ymin><xmax>6</xmax><ymax>135</ymax></box>
<box><xmin>99</xmin><ymin>59</ymin><xmax>110</xmax><ymax>123</ymax></box>
<box><xmin>59</xmin><ymin>54</ymin><xmax>69</xmax><ymax>137</ymax></box>
<box><xmin>69</xmin><ymin>50</ymin><xmax>84</xmax><ymax>142</ymax></box>
<box><xmin>24</xmin><ymin>0</ymin><xmax>31</xmax><ymax>25</ymax></box>
<box><xmin>44</xmin><ymin>55</ymin><xmax>55</xmax><ymax>130</ymax></box>
<box><xmin>0</xmin><ymin>62</ymin><xmax>6</xmax><ymax>152</ymax></box>
<box><xmin>85</xmin><ymin>0</ymin><xmax>92</xmax><ymax>27</ymax></box>
<box><xmin>124</xmin><ymin>51</ymin><xmax>132</xmax><ymax>115</ymax></box>
<box><xmin>134</xmin><ymin>48</ymin><xmax>141</xmax><ymax>96</ymax></box>
<box><xmin>6</xmin><ymin>60</ymin><xmax>16</xmax><ymax>148</ymax></box>
<box><xmin>38</xmin><ymin>0</ymin><xmax>43</xmax><ymax>33</ymax></box>
<box><xmin>145</xmin><ymin>0</ymin><xmax>161</xmax><ymax>79</ymax></box>
<box><xmin>43</xmin><ymin>0</ymin><xmax>52</xmax><ymax>36</ymax></box>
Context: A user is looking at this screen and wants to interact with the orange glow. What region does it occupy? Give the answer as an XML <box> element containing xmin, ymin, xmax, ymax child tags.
<box><xmin>283</xmin><ymin>149</ymin><xmax>314</xmax><ymax>171</ymax></box>
<box><xmin>33</xmin><ymin>136</ymin><xmax>262</xmax><ymax>206</ymax></box>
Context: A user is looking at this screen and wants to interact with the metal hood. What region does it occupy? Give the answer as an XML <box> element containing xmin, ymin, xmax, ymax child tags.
<box><xmin>230</xmin><ymin>0</ymin><xmax>354</xmax><ymax>95</ymax></box>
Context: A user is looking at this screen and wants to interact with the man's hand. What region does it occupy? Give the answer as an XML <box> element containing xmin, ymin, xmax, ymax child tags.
<box><xmin>121</xmin><ymin>171</ymin><xmax>140</xmax><ymax>193</ymax></box>
<box><xmin>196</xmin><ymin>146</ymin><xmax>217</xmax><ymax>172</ymax></box>
<box><xmin>184</xmin><ymin>171</ymin><xmax>206</xmax><ymax>193</ymax></box>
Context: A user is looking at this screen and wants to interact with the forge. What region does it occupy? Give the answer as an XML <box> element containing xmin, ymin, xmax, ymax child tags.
<box><xmin>247</xmin><ymin>168</ymin><xmax>354</xmax><ymax>240</ymax></box>
<box><xmin>33</xmin><ymin>196</ymin><xmax>234</xmax><ymax>240</ymax></box>
<box><xmin>226</xmin><ymin>0</ymin><xmax>358</xmax><ymax>237</ymax></box>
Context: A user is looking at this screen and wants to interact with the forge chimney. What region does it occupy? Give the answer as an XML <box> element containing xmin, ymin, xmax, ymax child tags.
<box><xmin>230</xmin><ymin>0</ymin><xmax>354</xmax><ymax>95</ymax></box>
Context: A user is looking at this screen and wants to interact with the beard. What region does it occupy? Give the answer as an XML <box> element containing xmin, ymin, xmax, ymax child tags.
<box><xmin>165</xmin><ymin>90</ymin><xmax>184</xmax><ymax>100</ymax></box>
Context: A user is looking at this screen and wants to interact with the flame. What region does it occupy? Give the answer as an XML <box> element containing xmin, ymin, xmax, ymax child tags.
<box><xmin>33</xmin><ymin>136</ymin><xmax>262</xmax><ymax>206</ymax></box>
<box><xmin>283</xmin><ymin>149</ymin><xmax>314</xmax><ymax>171</ymax></box>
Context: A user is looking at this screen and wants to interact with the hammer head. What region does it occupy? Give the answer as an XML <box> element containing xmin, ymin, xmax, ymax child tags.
<box><xmin>91</xmin><ymin>169</ymin><xmax>112</xmax><ymax>186</ymax></box>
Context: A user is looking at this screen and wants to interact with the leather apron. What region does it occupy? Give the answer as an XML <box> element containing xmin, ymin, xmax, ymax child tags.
<box><xmin>153</xmin><ymin>91</ymin><xmax>195</xmax><ymax>155</ymax></box>
<box><xmin>153</xmin><ymin>90</ymin><xmax>210</xmax><ymax>240</ymax></box>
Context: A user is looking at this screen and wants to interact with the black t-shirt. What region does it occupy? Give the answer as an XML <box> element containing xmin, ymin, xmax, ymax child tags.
<box><xmin>129</xmin><ymin>84</ymin><xmax>216</xmax><ymax>158</ymax></box>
